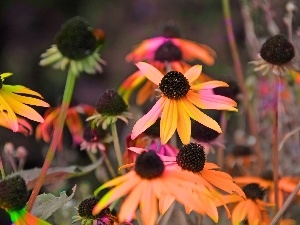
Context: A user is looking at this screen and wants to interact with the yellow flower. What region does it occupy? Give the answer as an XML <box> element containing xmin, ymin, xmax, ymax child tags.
<box><xmin>0</xmin><ymin>73</ymin><xmax>49</xmax><ymax>132</ymax></box>
<box><xmin>131</xmin><ymin>62</ymin><xmax>237</xmax><ymax>144</ymax></box>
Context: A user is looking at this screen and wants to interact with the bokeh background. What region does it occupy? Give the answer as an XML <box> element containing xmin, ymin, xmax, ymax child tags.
<box><xmin>0</xmin><ymin>0</ymin><xmax>299</xmax><ymax>224</ymax></box>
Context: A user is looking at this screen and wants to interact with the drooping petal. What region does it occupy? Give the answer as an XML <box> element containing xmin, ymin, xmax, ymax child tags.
<box><xmin>160</xmin><ymin>99</ymin><xmax>178</xmax><ymax>144</ymax></box>
<box><xmin>131</xmin><ymin>97</ymin><xmax>166</xmax><ymax>140</ymax></box>
<box><xmin>93</xmin><ymin>173</ymin><xmax>141</xmax><ymax>214</ymax></box>
<box><xmin>1</xmin><ymin>91</ymin><xmax>45</xmax><ymax>123</ymax></box>
<box><xmin>176</xmin><ymin>105</ymin><xmax>191</xmax><ymax>144</ymax></box>
<box><xmin>119</xmin><ymin>181</ymin><xmax>146</xmax><ymax>222</ymax></box>
<box><xmin>247</xmin><ymin>200</ymin><xmax>261</xmax><ymax>225</ymax></box>
<box><xmin>187</xmin><ymin>91</ymin><xmax>237</xmax><ymax>111</ymax></box>
<box><xmin>136</xmin><ymin>80</ymin><xmax>157</xmax><ymax>105</ymax></box>
<box><xmin>232</xmin><ymin>200</ymin><xmax>249</xmax><ymax>225</ymax></box>
<box><xmin>1</xmin><ymin>72</ymin><xmax>13</xmax><ymax>79</ymax></box>
<box><xmin>0</xmin><ymin>116</ymin><xmax>32</xmax><ymax>136</ymax></box>
<box><xmin>3</xmin><ymin>85</ymin><xmax>44</xmax><ymax>98</ymax></box>
<box><xmin>158</xmin><ymin>194</ymin><xmax>175</xmax><ymax>215</ymax></box>
<box><xmin>179</xmin><ymin>98</ymin><xmax>221</xmax><ymax>133</ymax></box>
<box><xmin>0</xmin><ymin>94</ymin><xmax>19</xmax><ymax>131</ymax></box>
<box><xmin>183</xmin><ymin>65</ymin><xmax>202</xmax><ymax>83</ymax></box>
<box><xmin>3</xmin><ymin>91</ymin><xmax>49</xmax><ymax>107</ymax></box>
<box><xmin>136</xmin><ymin>62</ymin><xmax>163</xmax><ymax>85</ymax></box>
<box><xmin>173</xmin><ymin>38</ymin><xmax>216</xmax><ymax>65</ymax></box>
<box><xmin>140</xmin><ymin>180</ymin><xmax>158</xmax><ymax>225</ymax></box>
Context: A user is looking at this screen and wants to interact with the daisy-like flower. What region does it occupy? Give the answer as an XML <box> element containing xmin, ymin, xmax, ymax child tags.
<box><xmin>80</xmin><ymin>123</ymin><xmax>113</xmax><ymax>153</ymax></box>
<box><xmin>251</xmin><ymin>34</ymin><xmax>295</xmax><ymax>76</ymax></box>
<box><xmin>131</xmin><ymin>62</ymin><xmax>238</xmax><ymax>144</ymax></box>
<box><xmin>119</xmin><ymin>24</ymin><xmax>215</xmax><ymax>105</ymax></box>
<box><xmin>234</xmin><ymin>171</ymin><xmax>300</xmax><ymax>208</ymax></box>
<box><xmin>93</xmin><ymin>150</ymin><xmax>225</xmax><ymax>225</ymax></box>
<box><xmin>0</xmin><ymin>175</ymin><xmax>50</xmax><ymax>225</ymax></box>
<box><xmin>72</xmin><ymin>197</ymin><xmax>119</xmax><ymax>225</ymax></box>
<box><xmin>36</xmin><ymin>104</ymin><xmax>96</xmax><ymax>150</ymax></box>
<box><xmin>0</xmin><ymin>72</ymin><xmax>49</xmax><ymax>132</ymax></box>
<box><xmin>218</xmin><ymin>183</ymin><xmax>272</xmax><ymax>225</ymax></box>
<box><xmin>87</xmin><ymin>90</ymin><xmax>132</xmax><ymax>130</ymax></box>
<box><xmin>39</xmin><ymin>16</ymin><xmax>106</xmax><ymax>75</ymax></box>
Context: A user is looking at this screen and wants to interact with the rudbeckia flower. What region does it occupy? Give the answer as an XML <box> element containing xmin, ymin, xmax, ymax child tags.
<box><xmin>234</xmin><ymin>172</ymin><xmax>300</xmax><ymax>208</ymax></box>
<box><xmin>131</xmin><ymin>62</ymin><xmax>238</xmax><ymax>144</ymax></box>
<box><xmin>0</xmin><ymin>116</ymin><xmax>32</xmax><ymax>136</ymax></box>
<box><xmin>218</xmin><ymin>183</ymin><xmax>272</xmax><ymax>225</ymax></box>
<box><xmin>93</xmin><ymin>150</ymin><xmax>223</xmax><ymax>225</ymax></box>
<box><xmin>36</xmin><ymin>104</ymin><xmax>96</xmax><ymax>150</ymax></box>
<box><xmin>0</xmin><ymin>72</ymin><xmax>49</xmax><ymax>132</ymax></box>
<box><xmin>119</xmin><ymin>23</ymin><xmax>216</xmax><ymax>106</ymax></box>
<box><xmin>0</xmin><ymin>175</ymin><xmax>50</xmax><ymax>225</ymax></box>
<box><xmin>40</xmin><ymin>16</ymin><xmax>105</xmax><ymax>75</ymax></box>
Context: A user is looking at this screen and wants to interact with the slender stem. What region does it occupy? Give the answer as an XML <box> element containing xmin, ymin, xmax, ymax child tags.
<box><xmin>273</xmin><ymin>75</ymin><xmax>280</xmax><ymax>216</ymax></box>
<box><xmin>0</xmin><ymin>155</ymin><xmax>5</xmax><ymax>179</ymax></box>
<box><xmin>270</xmin><ymin>181</ymin><xmax>300</xmax><ymax>225</ymax></box>
<box><xmin>111</xmin><ymin>123</ymin><xmax>124</xmax><ymax>174</ymax></box>
<box><xmin>27</xmin><ymin>68</ymin><xmax>77</xmax><ymax>211</ymax></box>
<box><xmin>217</xmin><ymin>111</ymin><xmax>227</xmax><ymax>169</ymax></box>
<box><xmin>222</xmin><ymin>0</ymin><xmax>263</xmax><ymax>174</ymax></box>
<box><xmin>100</xmin><ymin>151</ymin><xmax>117</xmax><ymax>178</ymax></box>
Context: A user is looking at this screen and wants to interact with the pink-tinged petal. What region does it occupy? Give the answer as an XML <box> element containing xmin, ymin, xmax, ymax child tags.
<box><xmin>187</xmin><ymin>91</ymin><xmax>237</xmax><ymax>111</ymax></box>
<box><xmin>160</xmin><ymin>99</ymin><xmax>178</xmax><ymax>144</ymax></box>
<box><xmin>36</xmin><ymin>108</ymin><xmax>59</xmax><ymax>142</ymax></box>
<box><xmin>0</xmin><ymin>94</ymin><xmax>19</xmax><ymax>131</ymax></box>
<box><xmin>4</xmin><ymin>92</ymin><xmax>49</xmax><ymax>107</ymax></box>
<box><xmin>191</xmin><ymin>80</ymin><xmax>229</xmax><ymax>90</ymax></box>
<box><xmin>179</xmin><ymin>98</ymin><xmax>221</xmax><ymax>133</ymax></box>
<box><xmin>131</xmin><ymin>97</ymin><xmax>166</xmax><ymax>140</ymax></box>
<box><xmin>232</xmin><ymin>200</ymin><xmax>249</xmax><ymax>225</ymax></box>
<box><xmin>93</xmin><ymin>173</ymin><xmax>141</xmax><ymax>214</ymax></box>
<box><xmin>135</xmin><ymin>62</ymin><xmax>163</xmax><ymax>85</ymax></box>
<box><xmin>172</xmin><ymin>38</ymin><xmax>216</xmax><ymax>65</ymax></box>
<box><xmin>3</xmin><ymin>85</ymin><xmax>44</xmax><ymax>98</ymax></box>
<box><xmin>126</xmin><ymin>37</ymin><xmax>166</xmax><ymax>62</ymax></box>
<box><xmin>140</xmin><ymin>180</ymin><xmax>158</xmax><ymax>225</ymax></box>
<box><xmin>176</xmin><ymin>105</ymin><xmax>191</xmax><ymax>144</ymax></box>
<box><xmin>1</xmin><ymin>91</ymin><xmax>45</xmax><ymax>123</ymax></box>
<box><xmin>183</xmin><ymin>65</ymin><xmax>202</xmax><ymax>83</ymax></box>
<box><xmin>0</xmin><ymin>116</ymin><xmax>32</xmax><ymax>136</ymax></box>
<box><xmin>65</xmin><ymin>110</ymin><xmax>84</xmax><ymax>145</ymax></box>
<box><xmin>119</xmin><ymin>181</ymin><xmax>146</xmax><ymax>222</ymax></box>
<box><xmin>128</xmin><ymin>147</ymin><xmax>146</xmax><ymax>154</ymax></box>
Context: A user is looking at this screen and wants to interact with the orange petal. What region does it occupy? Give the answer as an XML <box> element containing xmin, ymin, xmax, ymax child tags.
<box><xmin>5</xmin><ymin>92</ymin><xmax>49</xmax><ymax>107</ymax></box>
<box><xmin>179</xmin><ymin>97</ymin><xmax>221</xmax><ymax>133</ymax></box>
<box><xmin>247</xmin><ymin>200</ymin><xmax>261</xmax><ymax>225</ymax></box>
<box><xmin>183</xmin><ymin>65</ymin><xmax>202</xmax><ymax>83</ymax></box>
<box><xmin>3</xmin><ymin>85</ymin><xmax>44</xmax><ymax>98</ymax></box>
<box><xmin>131</xmin><ymin>97</ymin><xmax>166</xmax><ymax>140</ymax></box>
<box><xmin>160</xmin><ymin>99</ymin><xmax>178</xmax><ymax>144</ymax></box>
<box><xmin>0</xmin><ymin>94</ymin><xmax>19</xmax><ymax>131</ymax></box>
<box><xmin>136</xmin><ymin>62</ymin><xmax>163</xmax><ymax>85</ymax></box>
<box><xmin>140</xmin><ymin>180</ymin><xmax>158</xmax><ymax>225</ymax></box>
<box><xmin>232</xmin><ymin>200</ymin><xmax>249</xmax><ymax>225</ymax></box>
<box><xmin>191</xmin><ymin>80</ymin><xmax>229</xmax><ymax>90</ymax></box>
<box><xmin>158</xmin><ymin>194</ymin><xmax>175</xmax><ymax>215</ymax></box>
<box><xmin>136</xmin><ymin>80</ymin><xmax>157</xmax><ymax>105</ymax></box>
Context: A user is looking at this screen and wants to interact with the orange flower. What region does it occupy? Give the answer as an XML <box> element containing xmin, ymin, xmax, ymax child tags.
<box><xmin>234</xmin><ymin>173</ymin><xmax>300</xmax><ymax>208</ymax></box>
<box><xmin>93</xmin><ymin>150</ymin><xmax>224</xmax><ymax>225</ymax></box>
<box><xmin>36</xmin><ymin>104</ymin><xmax>96</xmax><ymax>150</ymax></box>
<box><xmin>0</xmin><ymin>116</ymin><xmax>32</xmax><ymax>136</ymax></box>
<box><xmin>0</xmin><ymin>72</ymin><xmax>49</xmax><ymax>132</ymax></box>
<box><xmin>218</xmin><ymin>183</ymin><xmax>272</xmax><ymax>225</ymax></box>
<box><xmin>131</xmin><ymin>62</ymin><xmax>237</xmax><ymax>144</ymax></box>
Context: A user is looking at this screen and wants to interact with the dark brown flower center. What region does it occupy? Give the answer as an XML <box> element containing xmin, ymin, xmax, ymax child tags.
<box><xmin>96</xmin><ymin>89</ymin><xmax>128</xmax><ymax>116</ymax></box>
<box><xmin>78</xmin><ymin>197</ymin><xmax>112</xmax><ymax>220</ymax></box>
<box><xmin>0</xmin><ymin>175</ymin><xmax>28</xmax><ymax>210</ymax></box>
<box><xmin>154</xmin><ymin>41</ymin><xmax>182</xmax><ymax>62</ymax></box>
<box><xmin>176</xmin><ymin>142</ymin><xmax>206</xmax><ymax>172</ymax></box>
<box><xmin>242</xmin><ymin>183</ymin><xmax>265</xmax><ymax>200</ymax></box>
<box><xmin>135</xmin><ymin>151</ymin><xmax>164</xmax><ymax>179</ymax></box>
<box><xmin>159</xmin><ymin>71</ymin><xmax>190</xmax><ymax>99</ymax></box>
<box><xmin>191</xmin><ymin>121</ymin><xmax>220</xmax><ymax>142</ymax></box>
<box><xmin>55</xmin><ymin>16</ymin><xmax>97</xmax><ymax>60</ymax></box>
<box><xmin>260</xmin><ymin>34</ymin><xmax>295</xmax><ymax>66</ymax></box>
<box><xmin>83</xmin><ymin>124</ymin><xmax>107</xmax><ymax>142</ymax></box>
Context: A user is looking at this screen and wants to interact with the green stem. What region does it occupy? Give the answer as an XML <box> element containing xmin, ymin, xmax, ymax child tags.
<box><xmin>27</xmin><ymin>68</ymin><xmax>77</xmax><ymax>211</ymax></box>
<box><xmin>0</xmin><ymin>155</ymin><xmax>5</xmax><ymax>179</ymax></box>
<box><xmin>111</xmin><ymin>123</ymin><xmax>124</xmax><ymax>174</ymax></box>
<box><xmin>222</xmin><ymin>0</ymin><xmax>263</xmax><ymax>174</ymax></box>
<box><xmin>100</xmin><ymin>151</ymin><xmax>117</xmax><ymax>178</ymax></box>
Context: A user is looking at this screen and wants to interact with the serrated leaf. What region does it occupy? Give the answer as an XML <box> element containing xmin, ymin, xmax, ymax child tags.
<box><xmin>30</xmin><ymin>185</ymin><xmax>76</xmax><ymax>219</ymax></box>
<box><xmin>11</xmin><ymin>157</ymin><xmax>103</xmax><ymax>189</ymax></box>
